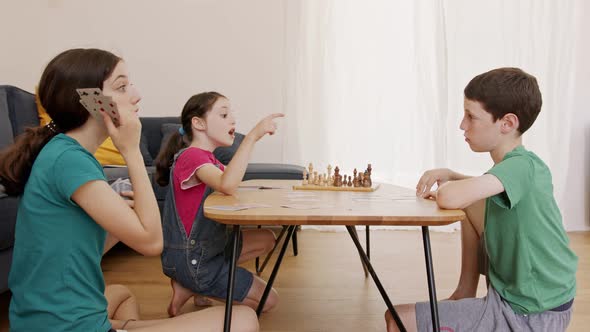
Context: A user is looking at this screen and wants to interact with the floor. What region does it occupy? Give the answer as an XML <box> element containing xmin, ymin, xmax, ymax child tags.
<box><xmin>1</xmin><ymin>229</ymin><xmax>588</xmax><ymax>331</ymax></box>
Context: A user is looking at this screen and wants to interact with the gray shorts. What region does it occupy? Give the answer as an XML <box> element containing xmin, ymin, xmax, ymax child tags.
<box><xmin>415</xmin><ymin>287</ymin><xmax>573</xmax><ymax>332</ymax></box>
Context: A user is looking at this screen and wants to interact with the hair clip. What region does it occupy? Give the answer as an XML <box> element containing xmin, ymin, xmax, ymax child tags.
<box><xmin>46</xmin><ymin>120</ymin><xmax>59</xmax><ymax>134</ymax></box>
<box><xmin>178</xmin><ymin>127</ymin><xmax>185</xmax><ymax>136</ymax></box>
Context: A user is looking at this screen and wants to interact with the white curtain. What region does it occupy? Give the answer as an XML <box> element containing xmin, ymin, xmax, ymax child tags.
<box><xmin>282</xmin><ymin>0</ymin><xmax>578</xmax><ymax>230</ymax></box>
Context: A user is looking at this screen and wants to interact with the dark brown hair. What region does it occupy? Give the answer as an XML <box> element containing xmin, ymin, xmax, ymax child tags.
<box><xmin>154</xmin><ymin>92</ymin><xmax>226</xmax><ymax>186</ymax></box>
<box><xmin>0</xmin><ymin>48</ymin><xmax>121</xmax><ymax>195</ymax></box>
<box><xmin>464</xmin><ymin>67</ymin><xmax>542</xmax><ymax>135</ymax></box>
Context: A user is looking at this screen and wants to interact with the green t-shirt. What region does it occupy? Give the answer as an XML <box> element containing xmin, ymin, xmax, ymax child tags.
<box><xmin>9</xmin><ymin>134</ymin><xmax>111</xmax><ymax>332</ymax></box>
<box><xmin>485</xmin><ymin>145</ymin><xmax>577</xmax><ymax>314</ymax></box>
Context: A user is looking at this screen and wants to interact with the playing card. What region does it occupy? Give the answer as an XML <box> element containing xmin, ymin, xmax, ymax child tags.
<box><xmin>109</xmin><ymin>177</ymin><xmax>133</xmax><ymax>200</ymax></box>
<box><xmin>76</xmin><ymin>88</ymin><xmax>121</xmax><ymax>126</ymax></box>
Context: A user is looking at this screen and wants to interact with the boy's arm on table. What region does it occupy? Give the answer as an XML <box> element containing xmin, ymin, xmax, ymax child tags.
<box><xmin>436</xmin><ymin>174</ymin><xmax>504</xmax><ymax>209</ymax></box>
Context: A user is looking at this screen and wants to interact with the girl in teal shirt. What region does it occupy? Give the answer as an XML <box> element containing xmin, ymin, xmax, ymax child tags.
<box><xmin>0</xmin><ymin>48</ymin><xmax>258</xmax><ymax>332</ymax></box>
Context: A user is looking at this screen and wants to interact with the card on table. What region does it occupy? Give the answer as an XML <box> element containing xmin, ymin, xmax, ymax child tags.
<box><xmin>280</xmin><ymin>204</ymin><xmax>327</xmax><ymax>210</ymax></box>
<box><xmin>207</xmin><ymin>203</ymin><xmax>272</xmax><ymax>211</ymax></box>
<box><xmin>76</xmin><ymin>88</ymin><xmax>121</xmax><ymax>126</ymax></box>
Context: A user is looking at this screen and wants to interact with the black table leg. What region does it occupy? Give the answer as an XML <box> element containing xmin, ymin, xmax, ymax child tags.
<box><xmin>366</xmin><ymin>225</ymin><xmax>370</xmax><ymax>260</ymax></box>
<box><xmin>255</xmin><ymin>225</ymin><xmax>262</xmax><ymax>272</ymax></box>
<box><xmin>346</xmin><ymin>226</ymin><xmax>406</xmax><ymax>332</ymax></box>
<box><xmin>257</xmin><ymin>226</ymin><xmax>289</xmax><ymax>275</ymax></box>
<box><xmin>292</xmin><ymin>227</ymin><xmax>299</xmax><ymax>256</ymax></box>
<box><xmin>422</xmin><ymin>226</ymin><xmax>440</xmax><ymax>331</ymax></box>
<box><xmin>352</xmin><ymin>226</ymin><xmax>369</xmax><ymax>277</ymax></box>
<box><xmin>256</xmin><ymin>225</ymin><xmax>296</xmax><ymax>316</ymax></box>
<box><xmin>224</xmin><ymin>225</ymin><xmax>241</xmax><ymax>332</ymax></box>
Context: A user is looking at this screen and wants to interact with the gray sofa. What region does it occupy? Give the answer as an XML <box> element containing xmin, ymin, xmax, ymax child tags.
<box><xmin>0</xmin><ymin>85</ymin><xmax>304</xmax><ymax>293</ymax></box>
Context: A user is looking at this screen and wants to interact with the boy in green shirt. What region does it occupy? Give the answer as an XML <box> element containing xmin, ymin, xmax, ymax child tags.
<box><xmin>386</xmin><ymin>67</ymin><xmax>577</xmax><ymax>332</ymax></box>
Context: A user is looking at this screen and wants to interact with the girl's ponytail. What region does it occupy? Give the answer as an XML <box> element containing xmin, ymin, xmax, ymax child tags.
<box><xmin>0</xmin><ymin>124</ymin><xmax>59</xmax><ymax>195</ymax></box>
<box><xmin>154</xmin><ymin>131</ymin><xmax>187</xmax><ymax>186</ymax></box>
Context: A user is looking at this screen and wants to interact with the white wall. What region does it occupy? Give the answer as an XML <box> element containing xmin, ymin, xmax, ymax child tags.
<box><xmin>1</xmin><ymin>0</ymin><xmax>588</xmax><ymax>230</ymax></box>
<box><xmin>0</xmin><ymin>0</ymin><xmax>287</xmax><ymax>162</ymax></box>
<box><xmin>562</xmin><ymin>0</ymin><xmax>590</xmax><ymax>231</ymax></box>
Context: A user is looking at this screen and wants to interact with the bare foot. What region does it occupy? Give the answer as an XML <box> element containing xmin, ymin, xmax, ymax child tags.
<box><xmin>167</xmin><ymin>278</ymin><xmax>194</xmax><ymax>317</ymax></box>
<box><xmin>193</xmin><ymin>295</ymin><xmax>214</xmax><ymax>307</ymax></box>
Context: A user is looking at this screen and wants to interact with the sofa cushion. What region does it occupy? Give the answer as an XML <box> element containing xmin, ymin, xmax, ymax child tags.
<box><xmin>140</xmin><ymin>117</ymin><xmax>180</xmax><ymax>162</ymax></box>
<box><xmin>214</xmin><ymin>133</ymin><xmax>245</xmax><ymax>165</ymax></box>
<box><xmin>0</xmin><ymin>91</ymin><xmax>14</xmax><ymax>149</ymax></box>
<box><xmin>0</xmin><ymin>85</ymin><xmax>39</xmax><ymax>150</ymax></box>
<box><xmin>161</xmin><ymin>123</ymin><xmax>181</xmax><ymax>150</ymax></box>
<box><xmin>243</xmin><ymin>163</ymin><xmax>305</xmax><ymax>181</ymax></box>
<box><xmin>140</xmin><ymin>133</ymin><xmax>153</xmax><ymax>165</ymax></box>
<box><xmin>0</xmin><ymin>196</ymin><xmax>18</xmax><ymax>250</ymax></box>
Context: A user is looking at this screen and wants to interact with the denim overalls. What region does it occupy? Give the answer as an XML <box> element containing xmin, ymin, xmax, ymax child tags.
<box><xmin>160</xmin><ymin>149</ymin><xmax>254</xmax><ymax>301</ymax></box>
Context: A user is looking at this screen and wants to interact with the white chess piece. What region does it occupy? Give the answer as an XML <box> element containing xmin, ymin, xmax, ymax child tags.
<box><xmin>302</xmin><ymin>169</ymin><xmax>308</xmax><ymax>185</ymax></box>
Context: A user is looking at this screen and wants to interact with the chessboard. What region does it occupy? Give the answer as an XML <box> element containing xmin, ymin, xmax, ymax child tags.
<box><xmin>293</xmin><ymin>162</ymin><xmax>378</xmax><ymax>192</ymax></box>
<box><xmin>292</xmin><ymin>183</ymin><xmax>380</xmax><ymax>192</ymax></box>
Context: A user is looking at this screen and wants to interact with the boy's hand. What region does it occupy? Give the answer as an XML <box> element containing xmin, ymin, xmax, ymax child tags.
<box><xmin>416</xmin><ymin>168</ymin><xmax>454</xmax><ymax>197</ymax></box>
<box><xmin>101</xmin><ymin>105</ymin><xmax>141</xmax><ymax>157</ymax></box>
<box><xmin>248</xmin><ymin>113</ymin><xmax>285</xmax><ymax>141</ymax></box>
<box><xmin>423</xmin><ymin>190</ymin><xmax>437</xmax><ymax>200</ymax></box>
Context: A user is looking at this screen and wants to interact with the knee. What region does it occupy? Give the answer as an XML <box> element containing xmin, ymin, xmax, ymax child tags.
<box><xmin>105</xmin><ymin>284</ymin><xmax>135</xmax><ymax>301</ymax></box>
<box><xmin>261</xmin><ymin>288</ymin><xmax>279</xmax><ymax>312</ymax></box>
<box><xmin>385</xmin><ymin>304</ymin><xmax>414</xmax><ymax>332</ymax></box>
<box><xmin>263</xmin><ymin>229</ymin><xmax>277</xmax><ymax>251</ymax></box>
<box><xmin>384</xmin><ymin>309</ymin><xmax>397</xmax><ymax>332</ymax></box>
<box><xmin>232</xmin><ymin>306</ymin><xmax>259</xmax><ymax>332</ymax></box>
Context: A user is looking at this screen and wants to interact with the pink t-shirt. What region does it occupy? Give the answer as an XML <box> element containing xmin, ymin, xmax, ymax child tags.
<box><xmin>173</xmin><ymin>147</ymin><xmax>225</xmax><ymax>237</ymax></box>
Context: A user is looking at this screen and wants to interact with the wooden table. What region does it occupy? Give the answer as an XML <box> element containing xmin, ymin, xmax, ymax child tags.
<box><xmin>204</xmin><ymin>180</ymin><xmax>465</xmax><ymax>332</ymax></box>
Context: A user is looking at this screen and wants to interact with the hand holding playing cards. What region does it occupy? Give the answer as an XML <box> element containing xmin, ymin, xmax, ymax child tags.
<box><xmin>248</xmin><ymin>113</ymin><xmax>285</xmax><ymax>141</ymax></box>
<box><xmin>100</xmin><ymin>104</ymin><xmax>142</xmax><ymax>157</ymax></box>
<box><xmin>120</xmin><ymin>191</ymin><xmax>135</xmax><ymax>208</ymax></box>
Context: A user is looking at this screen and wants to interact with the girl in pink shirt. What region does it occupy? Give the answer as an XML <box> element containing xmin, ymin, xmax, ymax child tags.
<box><xmin>155</xmin><ymin>92</ymin><xmax>283</xmax><ymax>316</ymax></box>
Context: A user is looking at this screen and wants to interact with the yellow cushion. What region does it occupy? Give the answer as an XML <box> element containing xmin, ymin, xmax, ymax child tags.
<box><xmin>35</xmin><ymin>90</ymin><xmax>126</xmax><ymax>166</ymax></box>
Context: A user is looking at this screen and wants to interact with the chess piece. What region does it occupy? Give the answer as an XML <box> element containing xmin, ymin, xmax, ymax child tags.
<box><xmin>333</xmin><ymin>166</ymin><xmax>340</xmax><ymax>186</ymax></box>
<box><xmin>353</xmin><ymin>174</ymin><xmax>360</xmax><ymax>187</ymax></box>
<box><xmin>347</xmin><ymin>175</ymin><xmax>352</xmax><ymax>187</ymax></box>
<box><xmin>362</xmin><ymin>171</ymin><xmax>371</xmax><ymax>187</ymax></box>
<box><xmin>365</xmin><ymin>164</ymin><xmax>372</xmax><ymax>187</ymax></box>
<box><xmin>302</xmin><ymin>169</ymin><xmax>308</xmax><ymax>185</ymax></box>
<box><xmin>313</xmin><ymin>171</ymin><xmax>319</xmax><ymax>185</ymax></box>
<box><xmin>308</xmin><ymin>163</ymin><xmax>314</xmax><ymax>178</ymax></box>
<box><xmin>327</xmin><ymin>164</ymin><xmax>333</xmax><ymax>183</ymax></box>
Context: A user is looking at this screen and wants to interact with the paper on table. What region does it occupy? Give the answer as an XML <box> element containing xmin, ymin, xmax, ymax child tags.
<box><xmin>285</xmin><ymin>192</ymin><xmax>317</xmax><ymax>197</ymax></box>
<box><xmin>287</xmin><ymin>198</ymin><xmax>321</xmax><ymax>202</ymax></box>
<box><xmin>281</xmin><ymin>204</ymin><xmax>331</xmax><ymax>210</ymax></box>
<box><xmin>208</xmin><ymin>203</ymin><xmax>272</xmax><ymax>211</ymax></box>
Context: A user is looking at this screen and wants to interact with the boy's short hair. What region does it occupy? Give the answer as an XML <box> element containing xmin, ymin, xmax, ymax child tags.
<box><xmin>464</xmin><ymin>67</ymin><xmax>542</xmax><ymax>134</ymax></box>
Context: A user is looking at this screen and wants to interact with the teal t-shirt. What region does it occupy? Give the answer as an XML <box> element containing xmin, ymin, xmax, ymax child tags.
<box><xmin>485</xmin><ymin>145</ymin><xmax>578</xmax><ymax>314</ymax></box>
<box><xmin>8</xmin><ymin>134</ymin><xmax>111</xmax><ymax>332</ymax></box>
